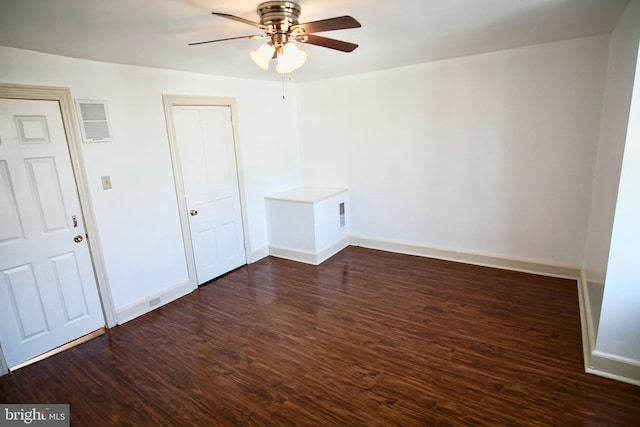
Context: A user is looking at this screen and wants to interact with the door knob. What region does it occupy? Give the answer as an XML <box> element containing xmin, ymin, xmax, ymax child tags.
<box><xmin>73</xmin><ymin>235</ymin><xmax>84</xmax><ymax>243</ymax></box>
<box><xmin>190</xmin><ymin>209</ymin><xmax>198</xmax><ymax>216</ymax></box>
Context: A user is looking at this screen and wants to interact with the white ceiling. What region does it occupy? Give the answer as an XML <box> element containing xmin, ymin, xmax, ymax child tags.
<box><xmin>0</xmin><ymin>0</ymin><xmax>629</xmax><ymax>82</ymax></box>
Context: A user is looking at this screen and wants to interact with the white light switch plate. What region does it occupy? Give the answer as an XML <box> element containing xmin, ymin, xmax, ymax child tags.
<box><xmin>101</xmin><ymin>176</ymin><xmax>112</xmax><ymax>190</ymax></box>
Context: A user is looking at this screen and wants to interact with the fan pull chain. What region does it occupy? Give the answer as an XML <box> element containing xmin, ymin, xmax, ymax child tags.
<box><xmin>282</xmin><ymin>74</ymin><xmax>285</xmax><ymax>100</ymax></box>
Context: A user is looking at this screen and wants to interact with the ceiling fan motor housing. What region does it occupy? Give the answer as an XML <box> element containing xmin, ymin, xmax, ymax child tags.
<box><xmin>257</xmin><ymin>1</ymin><xmax>301</xmax><ymax>31</ymax></box>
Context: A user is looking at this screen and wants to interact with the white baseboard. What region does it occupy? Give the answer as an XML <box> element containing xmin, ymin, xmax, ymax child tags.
<box><xmin>588</xmin><ymin>351</ymin><xmax>640</xmax><ymax>386</ymax></box>
<box><xmin>349</xmin><ymin>235</ymin><xmax>581</xmax><ymax>279</ymax></box>
<box><xmin>269</xmin><ymin>237</ymin><xmax>349</xmax><ymax>265</ymax></box>
<box><xmin>581</xmin><ymin>272</ymin><xmax>598</xmax><ymax>352</ymax></box>
<box><xmin>577</xmin><ymin>272</ymin><xmax>596</xmax><ymax>371</ymax></box>
<box><xmin>269</xmin><ymin>246</ymin><xmax>318</xmax><ymax>264</ymax></box>
<box><xmin>115</xmin><ymin>280</ymin><xmax>195</xmax><ymax>324</ymax></box>
<box><xmin>247</xmin><ymin>246</ymin><xmax>269</xmax><ymax>264</ymax></box>
<box><xmin>317</xmin><ymin>237</ymin><xmax>350</xmax><ymax>264</ymax></box>
<box><xmin>577</xmin><ymin>272</ymin><xmax>640</xmax><ymax>385</ymax></box>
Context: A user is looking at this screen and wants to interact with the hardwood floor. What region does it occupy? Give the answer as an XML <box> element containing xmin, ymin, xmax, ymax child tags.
<box><xmin>1</xmin><ymin>246</ymin><xmax>639</xmax><ymax>426</ymax></box>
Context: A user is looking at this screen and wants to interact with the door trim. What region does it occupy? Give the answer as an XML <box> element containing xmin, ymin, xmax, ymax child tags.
<box><xmin>0</xmin><ymin>83</ymin><xmax>117</xmax><ymax>327</ymax></box>
<box><xmin>162</xmin><ymin>95</ymin><xmax>250</xmax><ymax>288</ymax></box>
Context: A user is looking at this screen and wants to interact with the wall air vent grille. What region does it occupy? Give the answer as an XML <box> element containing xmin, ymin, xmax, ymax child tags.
<box><xmin>75</xmin><ymin>100</ymin><xmax>112</xmax><ymax>142</ymax></box>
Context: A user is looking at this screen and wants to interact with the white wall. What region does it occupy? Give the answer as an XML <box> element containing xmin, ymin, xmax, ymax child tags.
<box><xmin>583</xmin><ymin>1</ymin><xmax>640</xmax><ymax>290</ymax></box>
<box><xmin>597</xmin><ymin>54</ymin><xmax>640</xmax><ymax>360</ymax></box>
<box><xmin>0</xmin><ymin>46</ymin><xmax>301</xmax><ymax>314</ymax></box>
<box><xmin>591</xmin><ymin>0</ymin><xmax>640</xmax><ymax>369</ymax></box>
<box><xmin>296</xmin><ymin>36</ymin><xmax>609</xmax><ymax>267</ymax></box>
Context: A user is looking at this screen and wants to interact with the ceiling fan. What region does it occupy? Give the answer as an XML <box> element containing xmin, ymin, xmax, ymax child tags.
<box><xmin>189</xmin><ymin>1</ymin><xmax>361</xmax><ymax>74</ymax></box>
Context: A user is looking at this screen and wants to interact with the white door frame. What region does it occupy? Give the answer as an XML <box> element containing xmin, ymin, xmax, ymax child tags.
<box><xmin>162</xmin><ymin>95</ymin><xmax>250</xmax><ymax>288</ymax></box>
<box><xmin>0</xmin><ymin>83</ymin><xmax>117</xmax><ymax>331</ymax></box>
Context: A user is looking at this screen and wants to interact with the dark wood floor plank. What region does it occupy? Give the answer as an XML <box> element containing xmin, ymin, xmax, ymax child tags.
<box><xmin>1</xmin><ymin>246</ymin><xmax>639</xmax><ymax>426</ymax></box>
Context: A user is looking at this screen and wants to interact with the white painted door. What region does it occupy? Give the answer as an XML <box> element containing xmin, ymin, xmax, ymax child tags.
<box><xmin>172</xmin><ymin>105</ymin><xmax>246</xmax><ymax>284</ymax></box>
<box><xmin>0</xmin><ymin>99</ymin><xmax>104</xmax><ymax>368</ymax></box>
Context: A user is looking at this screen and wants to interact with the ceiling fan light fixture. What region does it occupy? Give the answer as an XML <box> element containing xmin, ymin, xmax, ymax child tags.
<box><xmin>275</xmin><ymin>42</ymin><xmax>307</xmax><ymax>74</ymax></box>
<box><xmin>250</xmin><ymin>42</ymin><xmax>275</xmax><ymax>70</ymax></box>
<box><xmin>193</xmin><ymin>2</ymin><xmax>361</xmax><ymax>74</ymax></box>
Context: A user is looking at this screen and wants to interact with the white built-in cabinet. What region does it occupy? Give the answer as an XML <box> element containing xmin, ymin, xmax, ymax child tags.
<box><xmin>265</xmin><ymin>187</ymin><xmax>349</xmax><ymax>265</ymax></box>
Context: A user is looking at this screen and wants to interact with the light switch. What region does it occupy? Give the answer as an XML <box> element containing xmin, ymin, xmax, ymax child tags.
<box><xmin>101</xmin><ymin>176</ymin><xmax>112</xmax><ymax>190</ymax></box>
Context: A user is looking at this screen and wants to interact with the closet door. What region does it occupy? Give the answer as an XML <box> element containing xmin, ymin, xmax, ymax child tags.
<box><xmin>172</xmin><ymin>105</ymin><xmax>246</xmax><ymax>284</ymax></box>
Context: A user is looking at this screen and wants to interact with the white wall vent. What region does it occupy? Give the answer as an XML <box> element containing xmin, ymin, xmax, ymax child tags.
<box><xmin>75</xmin><ymin>99</ymin><xmax>112</xmax><ymax>142</ymax></box>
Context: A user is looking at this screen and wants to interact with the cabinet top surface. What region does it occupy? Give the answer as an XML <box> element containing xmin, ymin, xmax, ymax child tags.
<box><xmin>266</xmin><ymin>187</ymin><xmax>347</xmax><ymax>203</ymax></box>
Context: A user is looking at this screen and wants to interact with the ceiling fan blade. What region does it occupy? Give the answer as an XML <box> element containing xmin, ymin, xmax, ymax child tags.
<box><xmin>212</xmin><ymin>12</ymin><xmax>267</xmax><ymax>30</ymax></box>
<box><xmin>188</xmin><ymin>35</ymin><xmax>265</xmax><ymax>46</ymax></box>
<box><xmin>297</xmin><ymin>34</ymin><xmax>359</xmax><ymax>52</ymax></box>
<box><xmin>292</xmin><ymin>16</ymin><xmax>361</xmax><ymax>34</ymax></box>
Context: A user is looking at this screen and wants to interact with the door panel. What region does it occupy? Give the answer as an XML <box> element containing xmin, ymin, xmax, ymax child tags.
<box><xmin>219</xmin><ymin>221</ymin><xmax>241</xmax><ymax>259</ymax></box>
<box><xmin>3</xmin><ymin>264</ymin><xmax>49</xmax><ymax>340</ymax></box>
<box><xmin>0</xmin><ymin>160</ymin><xmax>23</xmax><ymax>242</ymax></box>
<box><xmin>193</xmin><ymin>226</ymin><xmax>218</xmax><ymax>270</ymax></box>
<box><xmin>0</xmin><ymin>99</ymin><xmax>104</xmax><ymax>368</ymax></box>
<box><xmin>50</xmin><ymin>252</ymin><xmax>91</xmax><ymax>322</ymax></box>
<box><xmin>172</xmin><ymin>105</ymin><xmax>246</xmax><ymax>284</ymax></box>
<box><xmin>25</xmin><ymin>157</ymin><xmax>68</xmax><ymax>232</ymax></box>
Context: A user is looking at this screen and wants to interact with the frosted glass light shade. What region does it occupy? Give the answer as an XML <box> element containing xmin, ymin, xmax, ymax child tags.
<box><xmin>250</xmin><ymin>43</ymin><xmax>275</xmax><ymax>70</ymax></box>
<box><xmin>276</xmin><ymin>43</ymin><xmax>307</xmax><ymax>74</ymax></box>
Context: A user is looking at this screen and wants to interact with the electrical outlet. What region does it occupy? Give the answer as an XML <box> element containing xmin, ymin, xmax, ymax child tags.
<box><xmin>101</xmin><ymin>176</ymin><xmax>112</xmax><ymax>190</ymax></box>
